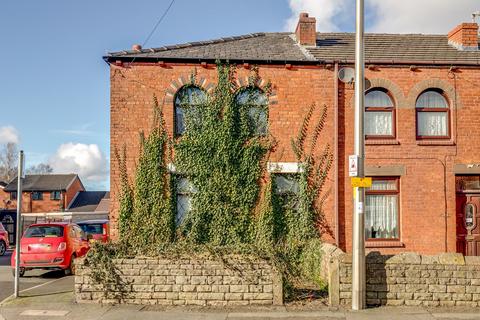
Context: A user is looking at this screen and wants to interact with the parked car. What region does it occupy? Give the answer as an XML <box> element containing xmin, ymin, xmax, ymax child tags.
<box><xmin>0</xmin><ymin>222</ymin><xmax>9</xmax><ymax>256</ymax></box>
<box><xmin>11</xmin><ymin>222</ymin><xmax>89</xmax><ymax>277</ymax></box>
<box><xmin>77</xmin><ymin>219</ymin><xmax>109</xmax><ymax>243</ymax></box>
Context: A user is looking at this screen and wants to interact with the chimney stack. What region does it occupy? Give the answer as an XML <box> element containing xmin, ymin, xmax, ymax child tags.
<box><xmin>448</xmin><ymin>22</ymin><xmax>479</xmax><ymax>51</ymax></box>
<box><xmin>295</xmin><ymin>13</ymin><xmax>316</xmax><ymax>46</ymax></box>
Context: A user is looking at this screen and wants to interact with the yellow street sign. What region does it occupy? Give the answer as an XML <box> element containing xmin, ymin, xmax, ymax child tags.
<box><xmin>351</xmin><ymin>177</ymin><xmax>372</xmax><ymax>188</ymax></box>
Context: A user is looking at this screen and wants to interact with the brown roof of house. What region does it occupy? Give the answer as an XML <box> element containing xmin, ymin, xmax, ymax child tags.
<box><xmin>105</xmin><ymin>32</ymin><xmax>480</xmax><ymax>65</ymax></box>
<box><xmin>4</xmin><ymin>174</ymin><xmax>80</xmax><ymax>192</ymax></box>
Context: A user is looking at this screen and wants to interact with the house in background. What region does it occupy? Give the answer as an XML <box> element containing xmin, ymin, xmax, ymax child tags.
<box><xmin>106</xmin><ymin>13</ymin><xmax>480</xmax><ymax>256</ymax></box>
<box><xmin>0</xmin><ymin>174</ymin><xmax>109</xmax><ymax>244</ymax></box>
<box><xmin>0</xmin><ymin>181</ymin><xmax>9</xmax><ymax>209</ymax></box>
<box><xmin>4</xmin><ymin>174</ymin><xmax>85</xmax><ymax>213</ymax></box>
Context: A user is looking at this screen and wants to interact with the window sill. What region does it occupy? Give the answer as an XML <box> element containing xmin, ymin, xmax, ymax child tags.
<box><xmin>365</xmin><ymin>240</ymin><xmax>405</xmax><ymax>248</ymax></box>
<box><xmin>365</xmin><ymin>139</ymin><xmax>400</xmax><ymax>146</ymax></box>
<box><xmin>417</xmin><ymin>140</ymin><xmax>455</xmax><ymax>146</ymax></box>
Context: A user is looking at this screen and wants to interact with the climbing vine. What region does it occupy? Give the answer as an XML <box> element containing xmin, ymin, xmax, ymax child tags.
<box><xmin>86</xmin><ymin>63</ymin><xmax>332</xmax><ymax>299</ymax></box>
<box><xmin>174</xmin><ymin>63</ymin><xmax>272</xmax><ymax>245</ymax></box>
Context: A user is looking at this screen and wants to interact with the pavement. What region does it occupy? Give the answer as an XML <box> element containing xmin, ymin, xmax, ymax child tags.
<box><xmin>2</xmin><ymin>292</ymin><xmax>480</xmax><ymax>320</ymax></box>
<box><xmin>1</xmin><ymin>248</ymin><xmax>480</xmax><ymax>319</ymax></box>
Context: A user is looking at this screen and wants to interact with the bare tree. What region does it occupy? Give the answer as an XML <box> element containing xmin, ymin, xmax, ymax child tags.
<box><xmin>0</xmin><ymin>142</ymin><xmax>18</xmax><ymax>183</ymax></box>
<box><xmin>26</xmin><ymin>163</ymin><xmax>53</xmax><ymax>175</ymax></box>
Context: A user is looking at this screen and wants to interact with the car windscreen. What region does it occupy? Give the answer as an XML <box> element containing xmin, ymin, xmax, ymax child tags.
<box><xmin>24</xmin><ymin>226</ymin><xmax>64</xmax><ymax>238</ymax></box>
<box><xmin>78</xmin><ymin>223</ymin><xmax>103</xmax><ymax>235</ymax></box>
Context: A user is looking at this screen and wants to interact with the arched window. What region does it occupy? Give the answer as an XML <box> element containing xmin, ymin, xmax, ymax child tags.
<box><xmin>416</xmin><ymin>89</ymin><xmax>449</xmax><ymax>138</ymax></box>
<box><xmin>365</xmin><ymin>89</ymin><xmax>395</xmax><ymax>138</ymax></box>
<box><xmin>235</xmin><ymin>87</ymin><xmax>268</xmax><ymax>135</ymax></box>
<box><xmin>174</xmin><ymin>86</ymin><xmax>207</xmax><ymax>135</ymax></box>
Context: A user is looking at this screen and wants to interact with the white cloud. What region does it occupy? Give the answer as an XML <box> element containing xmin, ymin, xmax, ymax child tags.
<box><xmin>0</xmin><ymin>126</ymin><xmax>20</xmax><ymax>144</ymax></box>
<box><xmin>48</xmin><ymin>143</ymin><xmax>108</xmax><ymax>186</ymax></box>
<box><xmin>368</xmin><ymin>0</ymin><xmax>479</xmax><ymax>34</ymax></box>
<box><xmin>284</xmin><ymin>0</ymin><xmax>348</xmax><ymax>32</ymax></box>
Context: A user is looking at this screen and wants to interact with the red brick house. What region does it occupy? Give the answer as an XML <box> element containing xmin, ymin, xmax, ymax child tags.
<box><xmin>4</xmin><ymin>174</ymin><xmax>85</xmax><ymax>213</ymax></box>
<box><xmin>106</xmin><ymin>13</ymin><xmax>480</xmax><ymax>256</ymax></box>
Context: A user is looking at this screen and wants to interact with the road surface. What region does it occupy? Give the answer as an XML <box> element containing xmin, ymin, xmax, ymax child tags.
<box><xmin>0</xmin><ymin>250</ymin><xmax>73</xmax><ymax>303</ymax></box>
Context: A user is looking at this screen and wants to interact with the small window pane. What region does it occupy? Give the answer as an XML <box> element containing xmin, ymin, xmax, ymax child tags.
<box><xmin>274</xmin><ymin>175</ymin><xmax>299</xmax><ymax>195</ymax></box>
<box><xmin>365</xmin><ymin>90</ymin><xmax>393</xmax><ymax>107</ymax></box>
<box><xmin>248</xmin><ymin>107</ymin><xmax>267</xmax><ymax>135</ymax></box>
<box><xmin>177</xmin><ymin>177</ymin><xmax>196</xmax><ymax>193</ymax></box>
<box><xmin>236</xmin><ymin>88</ymin><xmax>268</xmax><ymax>135</ymax></box>
<box><xmin>368</xmin><ymin>180</ymin><xmax>397</xmax><ymax>191</ymax></box>
<box><xmin>175</xmin><ymin>177</ymin><xmax>196</xmax><ymax>226</ymax></box>
<box><xmin>465</xmin><ymin>203</ymin><xmax>475</xmax><ymax>229</ymax></box>
<box><xmin>365</xmin><ymin>194</ymin><xmax>398</xmax><ymax>239</ymax></box>
<box><xmin>417</xmin><ymin>112</ymin><xmax>448</xmax><ymax>136</ymax></box>
<box><xmin>32</xmin><ymin>192</ymin><xmax>43</xmax><ymax>200</ymax></box>
<box><xmin>365</xmin><ymin>111</ymin><xmax>393</xmax><ymax>136</ymax></box>
<box><xmin>416</xmin><ymin>91</ymin><xmax>447</xmax><ymax>109</ymax></box>
<box><xmin>176</xmin><ymin>194</ymin><xmax>191</xmax><ymax>226</ymax></box>
<box><xmin>175</xmin><ymin>87</ymin><xmax>206</xmax><ymax>135</ymax></box>
<box><xmin>50</xmin><ymin>191</ymin><xmax>61</xmax><ymax>200</ymax></box>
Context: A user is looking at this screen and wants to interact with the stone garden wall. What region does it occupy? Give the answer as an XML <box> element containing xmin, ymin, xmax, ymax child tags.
<box><xmin>328</xmin><ymin>250</ymin><xmax>480</xmax><ymax>307</ymax></box>
<box><xmin>75</xmin><ymin>255</ymin><xmax>283</xmax><ymax>306</ymax></box>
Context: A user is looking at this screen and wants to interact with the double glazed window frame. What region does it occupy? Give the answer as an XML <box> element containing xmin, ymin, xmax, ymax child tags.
<box><xmin>365</xmin><ymin>88</ymin><xmax>396</xmax><ymax>140</ymax></box>
<box><xmin>50</xmin><ymin>191</ymin><xmax>61</xmax><ymax>200</ymax></box>
<box><xmin>32</xmin><ymin>191</ymin><xmax>43</xmax><ymax>201</ymax></box>
<box><xmin>365</xmin><ymin>176</ymin><xmax>400</xmax><ymax>241</ymax></box>
<box><xmin>415</xmin><ymin>89</ymin><xmax>450</xmax><ymax>140</ymax></box>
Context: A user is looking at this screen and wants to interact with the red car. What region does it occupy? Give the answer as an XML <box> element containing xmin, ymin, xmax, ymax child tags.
<box><xmin>0</xmin><ymin>222</ymin><xmax>9</xmax><ymax>256</ymax></box>
<box><xmin>11</xmin><ymin>222</ymin><xmax>90</xmax><ymax>277</ymax></box>
<box><xmin>77</xmin><ymin>219</ymin><xmax>109</xmax><ymax>243</ymax></box>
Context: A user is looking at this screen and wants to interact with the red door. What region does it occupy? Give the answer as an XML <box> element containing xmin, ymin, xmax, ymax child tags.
<box><xmin>456</xmin><ymin>194</ymin><xmax>480</xmax><ymax>256</ymax></box>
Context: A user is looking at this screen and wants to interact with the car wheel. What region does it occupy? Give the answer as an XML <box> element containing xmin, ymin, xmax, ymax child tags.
<box><xmin>64</xmin><ymin>256</ymin><xmax>75</xmax><ymax>276</ymax></box>
<box><xmin>0</xmin><ymin>240</ymin><xmax>6</xmax><ymax>256</ymax></box>
<box><xmin>11</xmin><ymin>267</ymin><xmax>25</xmax><ymax>277</ymax></box>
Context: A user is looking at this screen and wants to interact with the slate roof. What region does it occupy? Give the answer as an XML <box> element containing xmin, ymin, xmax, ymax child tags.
<box><xmin>105</xmin><ymin>33</ymin><xmax>314</xmax><ymax>63</ymax></box>
<box><xmin>105</xmin><ymin>32</ymin><xmax>480</xmax><ymax>65</ymax></box>
<box><xmin>309</xmin><ymin>33</ymin><xmax>480</xmax><ymax>64</ymax></box>
<box><xmin>4</xmin><ymin>174</ymin><xmax>79</xmax><ymax>192</ymax></box>
<box><xmin>68</xmin><ymin>191</ymin><xmax>109</xmax><ymax>213</ymax></box>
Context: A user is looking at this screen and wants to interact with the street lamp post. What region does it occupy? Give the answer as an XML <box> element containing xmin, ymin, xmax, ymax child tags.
<box><xmin>352</xmin><ymin>0</ymin><xmax>366</xmax><ymax>311</ymax></box>
<box><xmin>14</xmin><ymin>150</ymin><xmax>24</xmax><ymax>298</ymax></box>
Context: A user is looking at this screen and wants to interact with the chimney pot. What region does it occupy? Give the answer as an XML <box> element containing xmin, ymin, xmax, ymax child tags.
<box><xmin>448</xmin><ymin>22</ymin><xmax>479</xmax><ymax>51</ymax></box>
<box><xmin>295</xmin><ymin>12</ymin><xmax>317</xmax><ymax>46</ymax></box>
<box><xmin>132</xmin><ymin>44</ymin><xmax>142</xmax><ymax>51</ymax></box>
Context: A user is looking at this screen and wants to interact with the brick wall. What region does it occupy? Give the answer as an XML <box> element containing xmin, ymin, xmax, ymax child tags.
<box><xmin>75</xmin><ymin>255</ymin><xmax>282</xmax><ymax>306</ymax></box>
<box><xmin>329</xmin><ymin>250</ymin><xmax>480</xmax><ymax>307</ymax></box>
<box><xmin>109</xmin><ymin>63</ymin><xmax>336</xmax><ymax>243</ymax></box>
<box><xmin>109</xmin><ymin>60</ymin><xmax>480</xmax><ymax>255</ymax></box>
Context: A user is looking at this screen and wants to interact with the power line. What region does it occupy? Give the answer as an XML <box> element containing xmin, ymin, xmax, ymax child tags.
<box><xmin>142</xmin><ymin>0</ymin><xmax>176</xmax><ymax>48</ymax></box>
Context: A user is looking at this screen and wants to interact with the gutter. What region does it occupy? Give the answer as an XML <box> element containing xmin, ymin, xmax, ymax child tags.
<box><xmin>104</xmin><ymin>56</ymin><xmax>480</xmax><ymax>67</ymax></box>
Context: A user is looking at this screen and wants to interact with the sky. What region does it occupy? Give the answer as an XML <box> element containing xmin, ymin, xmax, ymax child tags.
<box><xmin>0</xmin><ymin>0</ymin><xmax>478</xmax><ymax>190</ymax></box>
